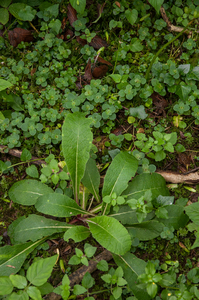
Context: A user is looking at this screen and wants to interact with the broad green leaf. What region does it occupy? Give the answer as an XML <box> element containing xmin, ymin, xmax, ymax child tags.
<box><xmin>8</xmin><ymin>179</ymin><xmax>53</xmax><ymax>206</ymax></box>
<box><xmin>64</xmin><ymin>226</ymin><xmax>90</xmax><ymax>242</ymax></box>
<box><xmin>154</xmin><ymin>150</ymin><xmax>166</xmax><ymax>161</ymax></box>
<box><xmin>147</xmin><ymin>282</ymin><xmax>158</xmax><ymax>298</ymax></box>
<box><xmin>35</xmin><ymin>193</ymin><xmax>86</xmax><ymax>217</ymax></box>
<box><xmin>127</xmin><ymin>220</ymin><xmax>164</xmax><ymax>240</ymax></box>
<box><xmin>62</xmin><ymin>112</ymin><xmax>93</xmax><ymax>202</ymax></box>
<box><xmin>110</xmin><ymin>205</ymin><xmax>154</xmax><ymax>225</ymax></box>
<box><xmin>69</xmin><ymin>0</ymin><xmax>86</xmax><ymax>14</ymax></box>
<box><xmin>87</xmin><ymin>216</ymin><xmax>131</xmax><ymax>255</ymax></box>
<box><xmin>0</xmin><ymin>8</ymin><xmax>9</xmax><ymax>25</ymax></box>
<box><xmin>1</xmin><ymin>0</ymin><xmax>12</xmax><ymax>8</ymax></box>
<box><xmin>102</xmin><ymin>152</ymin><xmax>138</xmax><ymax>197</ymax></box>
<box><xmin>185</xmin><ymin>202</ymin><xmax>199</xmax><ymax>225</ymax></box>
<box><xmin>129</xmin><ymin>38</ymin><xmax>143</xmax><ymax>52</ymax></box>
<box><xmin>0</xmin><ymin>277</ymin><xmax>13</xmax><ymax>295</ymax></box>
<box><xmin>109</xmin><ymin>74</ymin><xmax>122</xmax><ymax>83</ymax></box>
<box><xmin>0</xmin><ymin>79</ymin><xmax>13</xmax><ymax>91</ymax></box>
<box><xmin>9</xmin><ymin>274</ymin><xmax>27</xmax><ymax>289</ymax></box>
<box><xmin>81</xmin><ymin>158</ymin><xmax>100</xmax><ymax>202</ymax></box>
<box><xmin>178</xmin><ymin>64</ymin><xmax>190</xmax><ymax>74</ymax></box>
<box><xmin>8</xmin><ymin>291</ymin><xmax>29</xmax><ymax>300</ymax></box>
<box><xmin>26</xmin><ymin>165</ymin><xmax>39</xmax><ymax>178</ymax></box>
<box><xmin>176</xmin><ymin>83</ymin><xmax>191</xmax><ymax>101</ymax></box>
<box><xmin>82</xmin><ymin>272</ymin><xmax>95</xmax><ymax>289</ymax></box>
<box><xmin>73</xmin><ymin>284</ymin><xmax>87</xmax><ymax>295</ymax></box>
<box><xmin>20</xmin><ymin>148</ymin><xmax>32</xmax><ymax>161</ymax></box>
<box><xmin>27</xmin><ymin>286</ymin><xmax>42</xmax><ymax>300</ymax></box>
<box><xmin>18</xmin><ymin>5</ymin><xmax>37</xmax><ymax>21</ymax></box>
<box><xmin>125</xmin><ymin>9</ymin><xmax>138</xmax><ymax>25</ymax></box>
<box><xmin>122</xmin><ymin>173</ymin><xmax>169</xmax><ymax>201</ymax></box>
<box><xmin>9</xmin><ymin>3</ymin><xmax>27</xmax><ymax>19</ymax></box>
<box><xmin>27</xmin><ymin>255</ymin><xmax>58</xmax><ymax>286</ymax></box>
<box><xmin>0</xmin><ymin>238</ymin><xmax>46</xmax><ymax>276</ymax></box>
<box><xmin>129</xmin><ymin>105</ymin><xmax>148</xmax><ymax>119</ymax></box>
<box><xmin>37</xmin><ymin>282</ymin><xmax>54</xmax><ymax>296</ymax></box>
<box><xmin>148</xmin><ymin>0</ymin><xmax>164</xmax><ymax>13</ymax></box>
<box><xmin>12</xmin><ymin>214</ymin><xmax>71</xmax><ymax>243</ymax></box>
<box><xmin>49</xmin><ymin>19</ymin><xmax>62</xmax><ymax>35</ymax></box>
<box><xmin>113</xmin><ymin>252</ymin><xmax>150</xmax><ymax>299</ymax></box>
<box><xmin>157</xmin><ymin>205</ymin><xmax>189</xmax><ymax>229</ymax></box>
<box><xmin>160</xmin><ymin>270</ymin><xmax>176</xmax><ymax>286</ymax></box>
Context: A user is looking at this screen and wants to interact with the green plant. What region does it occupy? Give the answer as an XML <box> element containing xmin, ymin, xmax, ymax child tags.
<box><xmin>0</xmin><ymin>113</ymin><xmax>191</xmax><ymax>300</ymax></box>
<box><xmin>0</xmin><ymin>255</ymin><xmax>56</xmax><ymax>298</ymax></box>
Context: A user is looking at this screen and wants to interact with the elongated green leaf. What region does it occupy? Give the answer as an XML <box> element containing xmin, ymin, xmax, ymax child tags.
<box><xmin>0</xmin><ymin>79</ymin><xmax>13</xmax><ymax>91</ymax></box>
<box><xmin>102</xmin><ymin>152</ymin><xmax>138</xmax><ymax>197</ymax></box>
<box><xmin>0</xmin><ymin>238</ymin><xmax>46</xmax><ymax>276</ymax></box>
<box><xmin>64</xmin><ymin>226</ymin><xmax>90</xmax><ymax>242</ymax></box>
<box><xmin>122</xmin><ymin>173</ymin><xmax>169</xmax><ymax>200</ymax></box>
<box><xmin>27</xmin><ymin>255</ymin><xmax>57</xmax><ymax>286</ymax></box>
<box><xmin>113</xmin><ymin>252</ymin><xmax>150</xmax><ymax>300</ymax></box>
<box><xmin>87</xmin><ymin>216</ymin><xmax>131</xmax><ymax>255</ymax></box>
<box><xmin>126</xmin><ymin>220</ymin><xmax>164</xmax><ymax>241</ymax></box>
<box><xmin>0</xmin><ymin>8</ymin><xmax>9</xmax><ymax>25</ymax></box>
<box><xmin>62</xmin><ymin>113</ymin><xmax>93</xmax><ymax>202</ymax></box>
<box><xmin>12</xmin><ymin>215</ymin><xmax>71</xmax><ymax>243</ymax></box>
<box><xmin>8</xmin><ymin>179</ymin><xmax>53</xmax><ymax>206</ymax></box>
<box><xmin>35</xmin><ymin>193</ymin><xmax>87</xmax><ymax>217</ymax></box>
<box><xmin>81</xmin><ymin>158</ymin><xmax>100</xmax><ymax>203</ymax></box>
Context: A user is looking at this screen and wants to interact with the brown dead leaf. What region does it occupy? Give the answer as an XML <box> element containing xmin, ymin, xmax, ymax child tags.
<box><xmin>151</xmin><ymin>92</ymin><xmax>168</xmax><ymax>116</ymax></box>
<box><xmin>115</xmin><ymin>1</ymin><xmax>121</xmax><ymax>8</ymax></box>
<box><xmin>84</xmin><ymin>58</ymin><xmax>92</xmax><ymax>83</ymax></box>
<box><xmin>89</xmin><ymin>35</ymin><xmax>108</xmax><ymax>50</ymax></box>
<box><xmin>180</xmin><ymin>131</ymin><xmax>186</xmax><ymax>139</ymax></box>
<box><xmin>95</xmin><ymin>56</ymin><xmax>113</xmax><ymax>66</ymax></box>
<box><xmin>137</xmin><ymin>128</ymin><xmax>145</xmax><ymax>134</ymax></box>
<box><xmin>112</xmin><ymin>127</ymin><xmax>123</xmax><ymax>136</ymax></box>
<box><xmin>63</xmin><ymin>28</ymin><xmax>74</xmax><ymax>40</ymax></box>
<box><xmin>92</xmin><ymin>65</ymin><xmax>108</xmax><ymax>78</ymax></box>
<box><xmin>179</xmin><ymin>242</ymin><xmax>189</xmax><ymax>252</ymax></box>
<box><xmin>31</xmin><ymin>68</ymin><xmax>36</xmax><ymax>76</ymax></box>
<box><xmin>178</xmin><ymin>153</ymin><xmax>192</xmax><ymax>171</ymax></box>
<box><xmin>76</xmin><ymin>36</ymin><xmax>87</xmax><ymax>46</ymax></box>
<box><xmin>67</xmin><ymin>3</ymin><xmax>77</xmax><ymax>28</ymax></box>
<box><xmin>61</xmin><ymin>17</ymin><xmax>67</xmax><ymax>30</ymax></box>
<box><xmin>8</xmin><ymin>28</ymin><xmax>33</xmax><ymax>47</ymax></box>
